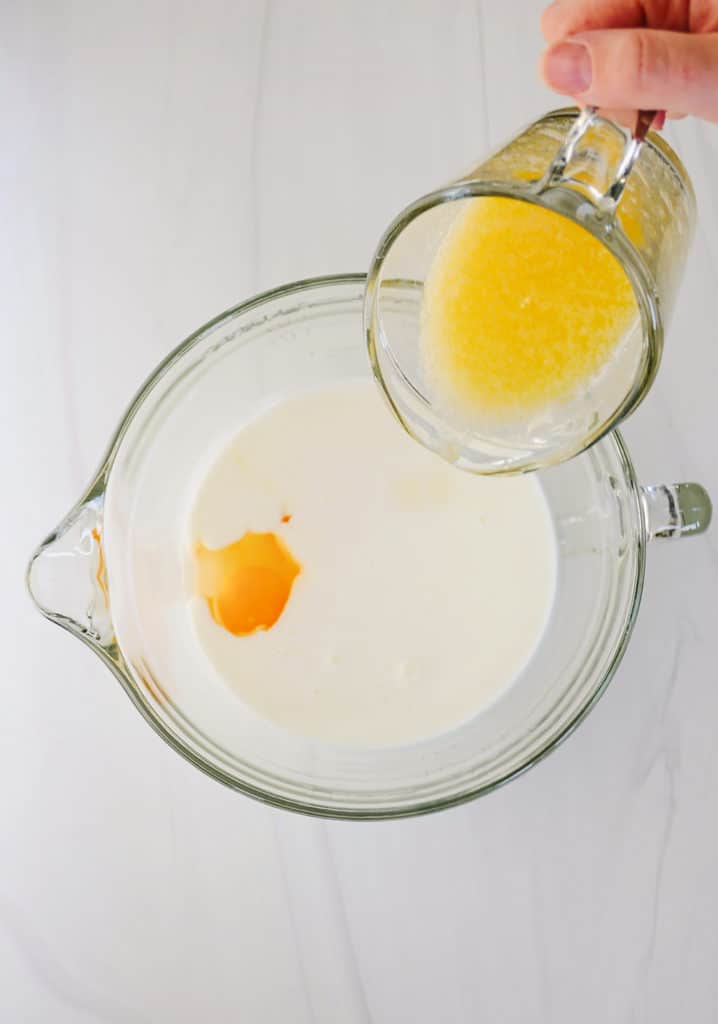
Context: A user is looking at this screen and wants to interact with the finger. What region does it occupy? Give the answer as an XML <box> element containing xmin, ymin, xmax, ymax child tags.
<box><xmin>588</xmin><ymin>107</ymin><xmax>662</xmax><ymax>130</ymax></box>
<box><xmin>541</xmin><ymin>0</ymin><xmax>698</xmax><ymax>43</ymax></box>
<box><xmin>541</xmin><ymin>29</ymin><xmax>718</xmax><ymax>122</ymax></box>
<box><xmin>541</xmin><ymin>0</ymin><xmax>645</xmax><ymax>44</ymax></box>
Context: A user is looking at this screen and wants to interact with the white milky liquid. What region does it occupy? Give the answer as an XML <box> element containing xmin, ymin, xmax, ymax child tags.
<box><xmin>188</xmin><ymin>380</ymin><xmax>557</xmax><ymax>746</ymax></box>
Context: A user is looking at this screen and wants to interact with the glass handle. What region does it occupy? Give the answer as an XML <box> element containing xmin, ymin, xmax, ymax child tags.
<box><xmin>538</xmin><ymin>106</ymin><xmax>658</xmax><ymax>209</ymax></box>
<box><xmin>26</xmin><ymin>491</ymin><xmax>115</xmax><ymax>648</ymax></box>
<box><xmin>640</xmin><ymin>483</ymin><xmax>713</xmax><ymax>541</ymax></box>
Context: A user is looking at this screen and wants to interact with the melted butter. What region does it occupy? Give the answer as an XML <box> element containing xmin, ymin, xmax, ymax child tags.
<box><xmin>421</xmin><ymin>197</ymin><xmax>638</xmax><ymax>415</ymax></box>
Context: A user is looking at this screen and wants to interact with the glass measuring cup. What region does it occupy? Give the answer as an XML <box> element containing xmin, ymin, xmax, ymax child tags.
<box><xmin>26</xmin><ymin>276</ymin><xmax>711</xmax><ymax>819</ymax></box>
<box><xmin>365</xmin><ymin>107</ymin><xmax>696</xmax><ymax>475</ymax></box>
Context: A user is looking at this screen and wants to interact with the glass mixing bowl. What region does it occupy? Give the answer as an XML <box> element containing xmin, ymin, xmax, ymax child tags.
<box><xmin>27</xmin><ymin>276</ymin><xmax>712</xmax><ymax>819</ymax></box>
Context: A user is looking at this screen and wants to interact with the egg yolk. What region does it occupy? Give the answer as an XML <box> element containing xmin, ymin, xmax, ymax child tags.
<box><xmin>421</xmin><ymin>196</ymin><xmax>638</xmax><ymax>416</ymax></box>
<box><xmin>195</xmin><ymin>532</ymin><xmax>301</xmax><ymax>636</ymax></box>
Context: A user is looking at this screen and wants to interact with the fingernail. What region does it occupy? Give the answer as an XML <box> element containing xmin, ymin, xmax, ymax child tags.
<box><xmin>543</xmin><ymin>41</ymin><xmax>592</xmax><ymax>93</ymax></box>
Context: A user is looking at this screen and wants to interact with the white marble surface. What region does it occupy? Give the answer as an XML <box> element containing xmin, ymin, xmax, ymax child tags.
<box><xmin>3</xmin><ymin>2</ymin><xmax>718</xmax><ymax>1021</ymax></box>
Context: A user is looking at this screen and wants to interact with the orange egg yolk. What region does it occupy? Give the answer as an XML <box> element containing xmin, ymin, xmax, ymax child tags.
<box><xmin>195</xmin><ymin>532</ymin><xmax>300</xmax><ymax>636</ymax></box>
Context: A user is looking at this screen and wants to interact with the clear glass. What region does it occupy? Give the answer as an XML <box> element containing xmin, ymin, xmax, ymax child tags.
<box><xmin>365</xmin><ymin>108</ymin><xmax>696</xmax><ymax>475</ymax></box>
<box><xmin>27</xmin><ymin>276</ymin><xmax>711</xmax><ymax>819</ymax></box>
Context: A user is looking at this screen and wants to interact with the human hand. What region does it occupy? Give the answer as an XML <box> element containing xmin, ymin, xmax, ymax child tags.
<box><xmin>540</xmin><ymin>0</ymin><xmax>718</xmax><ymax>123</ymax></box>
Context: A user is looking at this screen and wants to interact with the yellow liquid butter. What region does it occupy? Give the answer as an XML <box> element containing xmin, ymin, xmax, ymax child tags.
<box><xmin>421</xmin><ymin>197</ymin><xmax>638</xmax><ymax>417</ymax></box>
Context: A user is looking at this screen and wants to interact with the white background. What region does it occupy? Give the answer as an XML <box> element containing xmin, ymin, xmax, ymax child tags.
<box><xmin>3</xmin><ymin>2</ymin><xmax>718</xmax><ymax>1021</ymax></box>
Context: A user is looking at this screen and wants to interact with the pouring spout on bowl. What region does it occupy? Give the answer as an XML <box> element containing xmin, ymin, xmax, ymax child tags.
<box><xmin>26</xmin><ymin>489</ymin><xmax>115</xmax><ymax>649</ymax></box>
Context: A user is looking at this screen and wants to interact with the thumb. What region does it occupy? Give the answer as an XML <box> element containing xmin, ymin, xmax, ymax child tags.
<box><xmin>542</xmin><ymin>28</ymin><xmax>718</xmax><ymax>122</ymax></box>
